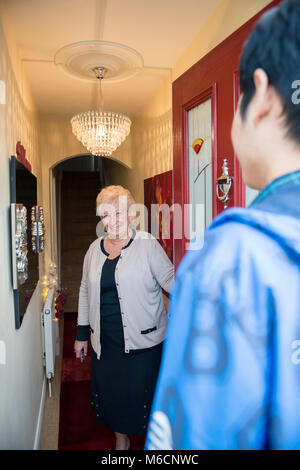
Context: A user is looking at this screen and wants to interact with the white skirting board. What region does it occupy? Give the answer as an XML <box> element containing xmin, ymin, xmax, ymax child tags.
<box><xmin>33</xmin><ymin>376</ymin><xmax>47</xmax><ymax>450</ymax></box>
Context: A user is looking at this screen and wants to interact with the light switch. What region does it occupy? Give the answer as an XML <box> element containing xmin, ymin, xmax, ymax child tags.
<box><xmin>0</xmin><ymin>81</ymin><xmax>6</xmax><ymax>105</ymax></box>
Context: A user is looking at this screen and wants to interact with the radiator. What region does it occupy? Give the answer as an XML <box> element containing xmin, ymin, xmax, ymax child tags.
<box><xmin>41</xmin><ymin>287</ymin><xmax>57</xmax><ymax>398</ymax></box>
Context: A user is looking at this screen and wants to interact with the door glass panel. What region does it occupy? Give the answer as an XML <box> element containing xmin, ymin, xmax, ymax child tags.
<box><xmin>188</xmin><ymin>98</ymin><xmax>212</xmax><ymax>243</ymax></box>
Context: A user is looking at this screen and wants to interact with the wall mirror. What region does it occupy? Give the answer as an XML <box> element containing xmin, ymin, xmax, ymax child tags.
<box><xmin>10</xmin><ymin>155</ymin><xmax>39</xmax><ymax>329</ymax></box>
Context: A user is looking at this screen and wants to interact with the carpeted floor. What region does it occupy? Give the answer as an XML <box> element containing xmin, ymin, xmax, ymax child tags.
<box><xmin>58</xmin><ymin>313</ymin><xmax>146</xmax><ymax>450</ymax></box>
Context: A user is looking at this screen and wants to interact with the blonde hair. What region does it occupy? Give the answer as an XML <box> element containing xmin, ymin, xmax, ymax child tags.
<box><xmin>96</xmin><ymin>185</ymin><xmax>135</xmax><ymax>214</ymax></box>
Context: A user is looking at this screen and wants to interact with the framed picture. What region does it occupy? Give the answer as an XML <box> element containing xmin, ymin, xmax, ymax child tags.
<box><xmin>144</xmin><ymin>170</ymin><xmax>173</xmax><ymax>263</ymax></box>
<box><xmin>10</xmin><ymin>155</ymin><xmax>38</xmax><ymax>329</ymax></box>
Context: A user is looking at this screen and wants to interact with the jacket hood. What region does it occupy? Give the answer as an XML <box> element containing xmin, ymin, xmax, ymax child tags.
<box><xmin>210</xmin><ymin>207</ymin><xmax>300</xmax><ymax>259</ymax></box>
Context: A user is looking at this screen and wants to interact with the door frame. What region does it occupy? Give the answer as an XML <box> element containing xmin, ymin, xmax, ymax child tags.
<box><xmin>172</xmin><ymin>0</ymin><xmax>281</xmax><ymax>269</ymax></box>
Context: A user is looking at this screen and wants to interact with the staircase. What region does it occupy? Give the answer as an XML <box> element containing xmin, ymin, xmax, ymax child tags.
<box><xmin>61</xmin><ymin>171</ymin><xmax>101</xmax><ymax>312</ymax></box>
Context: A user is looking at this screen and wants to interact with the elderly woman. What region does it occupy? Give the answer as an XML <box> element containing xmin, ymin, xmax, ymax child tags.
<box><xmin>74</xmin><ymin>185</ymin><xmax>174</xmax><ymax>450</ymax></box>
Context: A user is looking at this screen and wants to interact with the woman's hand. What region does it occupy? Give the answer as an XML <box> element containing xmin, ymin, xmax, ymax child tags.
<box><xmin>74</xmin><ymin>340</ymin><xmax>88</xmax><ymax>358</ymax></box>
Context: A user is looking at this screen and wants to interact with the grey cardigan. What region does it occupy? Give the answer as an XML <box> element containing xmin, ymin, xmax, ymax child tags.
<box><xmin>77</xmin><ymin>230</ymin><xmax>174</xmax><ymax>359</ymax></box>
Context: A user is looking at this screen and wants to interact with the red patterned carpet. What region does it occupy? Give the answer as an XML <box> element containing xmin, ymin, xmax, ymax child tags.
<box><xmin>58</xmin><ymin>313</ymin><xmax>146</xmax><ymax>450</ymax></box>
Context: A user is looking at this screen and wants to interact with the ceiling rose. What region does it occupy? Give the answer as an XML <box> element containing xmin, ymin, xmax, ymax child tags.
<box><xmin>54</xmin><ymin>40</ymin><xmax>144</xmax><ymax>83</ymax></box>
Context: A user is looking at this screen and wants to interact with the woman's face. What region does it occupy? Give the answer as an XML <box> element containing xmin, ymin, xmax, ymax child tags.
<box><xmin>100</xmin><ymin>201</ymin><xmax>130</xmax><ymax>239</ymax></box>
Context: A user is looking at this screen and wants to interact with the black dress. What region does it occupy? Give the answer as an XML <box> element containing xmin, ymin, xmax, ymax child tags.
<box><xmin>90</xmin><ymin>236</ymin><xmax>163</xmax><ymax>436</ymax></box>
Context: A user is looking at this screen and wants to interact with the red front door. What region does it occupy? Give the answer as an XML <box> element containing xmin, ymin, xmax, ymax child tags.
<box><xmin>172</xmin><ymin>0</ymin><xmax>280</xmax><ymax>270</ymax></box>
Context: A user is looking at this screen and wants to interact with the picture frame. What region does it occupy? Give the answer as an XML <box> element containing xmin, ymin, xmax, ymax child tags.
<box><xmin>9</xmin><ymin>155</ymin><xmax>38</xmax><ymax>329</ymax></box>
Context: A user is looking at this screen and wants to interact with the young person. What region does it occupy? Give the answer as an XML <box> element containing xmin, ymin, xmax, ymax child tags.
<box><xmin>146</xmin><ymin>0</ymin><xmax>300</xmax><ymax>450</ymax></box>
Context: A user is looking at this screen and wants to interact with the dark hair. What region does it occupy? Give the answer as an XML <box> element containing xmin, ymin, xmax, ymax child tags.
<box><xmin>239</xmin><ymin>0</ymin><xmax>300</xmax><ymax>143</ymax></box>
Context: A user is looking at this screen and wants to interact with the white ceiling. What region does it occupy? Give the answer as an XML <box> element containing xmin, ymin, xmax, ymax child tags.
<box><xmin>4</xmin><ymin>0</ymin><xmax>221</xmax><ymax>118</ymax></box>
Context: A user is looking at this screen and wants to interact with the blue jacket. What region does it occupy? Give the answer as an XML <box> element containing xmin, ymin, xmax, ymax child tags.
<box><xmin>145</xmin><ymin>170</ymin><xmax>300</xmax><ymax>450</ymax></box>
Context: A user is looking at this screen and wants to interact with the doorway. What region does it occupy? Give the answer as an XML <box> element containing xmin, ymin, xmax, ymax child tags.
<box><xmin>52</xmin><ymin>155</ymin><xmax>105</xmax><ymax>313</ymax></box>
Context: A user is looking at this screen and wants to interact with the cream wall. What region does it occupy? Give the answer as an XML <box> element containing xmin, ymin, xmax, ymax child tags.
<box><xmin>172</xmin><ymin>0</ymin><xmax>274</xmax><ymax>81</ymax></box>
<box><xmin>108</xmin><ymin>0</ymin><xmax>273</xmax><ymax>206</ymax></box>
<box><xmin>108</xmin><ymin>77</ymin><xmax>172</xmax><ymax>204</ymax></box>
<box><xmin>0</xmin><ymin>2</ymin><xmax>44</xmax><ymax>449</ymax></box>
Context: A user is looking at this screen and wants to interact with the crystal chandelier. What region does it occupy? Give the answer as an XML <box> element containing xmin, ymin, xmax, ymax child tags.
<box><xmin>71</xmin><ymin>67</ymin><xmax>131</xmax><ymax>156</ymax></box>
